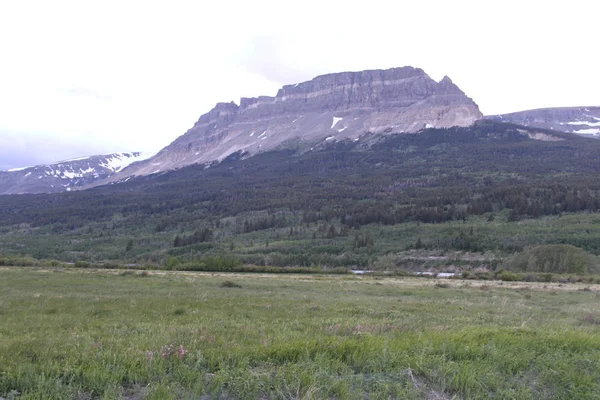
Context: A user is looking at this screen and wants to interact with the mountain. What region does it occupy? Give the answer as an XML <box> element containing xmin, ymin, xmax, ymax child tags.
<box><xmin>112</xmin><ymin>66</ymin><xmax>482</xmax><ymax>179</ymax></box>
<box><xmin>3</xmin><ymin>121</ymin><xmax>600</xmax><ymax>264</ymax></box>
<box><xmin>487</xmin><ymin>106</ymin><xmax>600</xmax><ymax>137</ymax></box>
<box><xmin>0</xmin><ymin>152</ymin><xmax>155</xmax><ymax>195</ymax></box>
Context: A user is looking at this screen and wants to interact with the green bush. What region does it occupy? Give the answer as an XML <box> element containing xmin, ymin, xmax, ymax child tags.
<box><xmin>507</xmin><ymin>244</ymin><xmax>595</xmax><ymax>274</ymax></box>
<box><xmin>498</xmin><ymin>271</ymin><xmax>521</xmax><ymax>282</ymax></box>
<box><xmin>0</xmin><ymin>256</ymin><xmax>40</xmax><ymax>267</ymax></box>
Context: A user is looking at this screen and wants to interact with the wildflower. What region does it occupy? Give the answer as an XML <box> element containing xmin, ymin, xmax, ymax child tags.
<box><xmin>160</xmin><ymin>344</ymin><xmax>174</xmax><ymax>358</ymax></box>
<box><xmin>177</xmin><ymin>344</ymin><xmax>188</xmax><ymax>360</ymax></box>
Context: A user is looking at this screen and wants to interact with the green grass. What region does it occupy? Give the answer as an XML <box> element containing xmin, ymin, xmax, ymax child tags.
<box><xmin>1</xmin><ymin>268</ymin><xmax>600</xmax><ymax>399</ymax></box>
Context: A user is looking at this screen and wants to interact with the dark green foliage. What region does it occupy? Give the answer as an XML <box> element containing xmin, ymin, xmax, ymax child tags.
<box><xmin>173</xmin><ymin>228</ymin><xmax>213</xmax><ymax>247</ymax></box>
<box><xmin>354</xmin><ymin>232</ymin><xmax>374</xmax><ymax>249</ymax></box>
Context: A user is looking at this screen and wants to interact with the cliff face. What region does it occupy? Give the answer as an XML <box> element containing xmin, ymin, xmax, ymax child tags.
<box><xmin>487</xmin><ymin>107</ymin><xmax>600</xmax><ymax>137</ymax></box>
<box><xmin>112</xmin><ymin>67</ymin><xmax>483</xmax><ymax>178</ymax></box>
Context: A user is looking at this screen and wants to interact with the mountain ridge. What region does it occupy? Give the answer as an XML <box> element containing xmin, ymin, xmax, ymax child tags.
<box><xmin>0</xmin><ymin>152</ymin><xmax>155</xmax><ymax>195</ymax></box>
<box><xmin>4</xmin><ymin>67</ymin><xmax>598</xmax><ymax>196</ymax></box>
<box><xmin>486</xmin><ymin>106</ymin><xmax>600</xmax><ymax>137</ymax></box>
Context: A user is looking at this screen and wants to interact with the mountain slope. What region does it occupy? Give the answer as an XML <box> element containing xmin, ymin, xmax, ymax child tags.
<box><xmin>0</xmin><ymin>152</ymin><xmax>155</xmax><ymax>195</ymax></box>
<box><xmin>487</xmin><ymin>106</ymin><xmax>600</xmax><ymax>137</ymax></box>
<box><xmin>3</xmin><ymin>121</ymin><xmax>600</xmax><ymax>264</ymax></box>
<box><xmin>112</xmin><ymin>66</ymin><xmax>482</xmax><ymax>179</ymax></box>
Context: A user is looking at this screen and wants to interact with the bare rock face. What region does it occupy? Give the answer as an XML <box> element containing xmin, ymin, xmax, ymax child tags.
<box><xmin>487</xmin><ymin>107</ymin><xmax>600</xmax><ymax>137</ymax></box>
<box><xmin>117</xmin><ymin>66</ymin><xmax>482</xmax><ymax>177</ymax></box>
<box><xmin>0</xmin><ymin>152</ymin><xmax>155</xmax><ymax>195</ymax></box>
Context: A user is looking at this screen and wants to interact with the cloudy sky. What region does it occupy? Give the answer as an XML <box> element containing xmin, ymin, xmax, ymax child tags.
<box><xmin>0</xmin><ymin>0</ymin><xmax>598</xmax><ymax>170</ymax></box>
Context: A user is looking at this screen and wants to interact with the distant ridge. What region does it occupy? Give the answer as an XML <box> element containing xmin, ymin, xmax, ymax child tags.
<box><xmin>0</xmin><ymin>152</ymin><xmax>155</xmax><ymax>195</ymax></box>
<box><xmin>486</xmin><ymin>106</ymin><xmax>600</xmax><ymax>137</ymax></box>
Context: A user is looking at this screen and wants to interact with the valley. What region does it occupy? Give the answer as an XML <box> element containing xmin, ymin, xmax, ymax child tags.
<box><xmin>1</xmin><ymin>65</ymin><xmax>600</xmax><ymax>399</ymax></box>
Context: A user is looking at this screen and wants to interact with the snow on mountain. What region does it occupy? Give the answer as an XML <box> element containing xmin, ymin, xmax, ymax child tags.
<box><xmin>487</xmin><ymin>107</ymin><xmax>600</xmax><ymax>137</ymax></box>
<box><xmin>0</xmin><ymin>152</ymin><xmax>156</xmax><ymax>195</ymax></box>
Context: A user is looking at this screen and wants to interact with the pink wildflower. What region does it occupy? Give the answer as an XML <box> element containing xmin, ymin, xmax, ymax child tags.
<box><xmin>178</xmin><ymin>344</ymin><xmax>188</xmax><ymax>360</ymax></box>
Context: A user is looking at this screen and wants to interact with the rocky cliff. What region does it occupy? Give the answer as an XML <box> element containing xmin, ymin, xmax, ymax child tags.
<box><xmin>115</xmin><ymin>66</ymin><xmax>482</xmax><ymax>178</ymax></box>
<box><xmin>487</xmin><ymin>107</ymin><xmax>600</xmax><ymax>137</ymax></box>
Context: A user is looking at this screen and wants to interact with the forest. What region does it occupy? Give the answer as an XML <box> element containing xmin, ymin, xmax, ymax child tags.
<box><xmin>1</xmin><ymin>120</ymin><xmax>600</xmax><ymax>272</ymax></box>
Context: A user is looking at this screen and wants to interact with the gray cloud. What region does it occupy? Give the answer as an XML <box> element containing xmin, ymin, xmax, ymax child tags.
<box><xmin>61</xmin><ymin>86</ymin><xmax>110</xmax><ymax>101</ymax></box>
<box><xmin>0</xmin><ymin>130</ymin><xmax>118</xmax><ymax>171</ymax></box>
<box><xmin>239</xmin><ymin>35</ymin><xmax>325</xmax><ymax>85</ymax></box>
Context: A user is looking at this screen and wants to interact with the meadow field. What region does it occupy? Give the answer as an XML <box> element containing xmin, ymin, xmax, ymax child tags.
<box><xmin>1</xmin><ymin>267</ymin><xmax>599</xmax><ymax>399</ymax></box>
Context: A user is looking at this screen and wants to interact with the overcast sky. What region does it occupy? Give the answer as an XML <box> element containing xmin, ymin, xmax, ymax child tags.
<box><xmin>1</xmin><ymin>0</ymin><xmax>598</xmax><ymax>170</ymax></box>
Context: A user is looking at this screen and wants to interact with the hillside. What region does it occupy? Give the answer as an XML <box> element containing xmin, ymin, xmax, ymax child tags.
<box><xmin>2</xmin><ymin>121</ymin><xmax>600</xmax><ymax>268</ymax></box>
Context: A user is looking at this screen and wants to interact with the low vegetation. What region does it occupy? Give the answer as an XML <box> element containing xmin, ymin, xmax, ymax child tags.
<box><xmin>507</xmin><ymin>244</ymin><xmax>596</xmax><ymax>274</ymax></box>
<box><xmin>1</xmin><ymin>268</ymin><xmax>599</xmax><ymax>399</ymax></box>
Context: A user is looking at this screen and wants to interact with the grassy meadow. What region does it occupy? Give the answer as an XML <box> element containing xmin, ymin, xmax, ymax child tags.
<box><xmin>1</xmin><ymin>268</ymin><xmax>600</xmax><ymax>399</ymax></box>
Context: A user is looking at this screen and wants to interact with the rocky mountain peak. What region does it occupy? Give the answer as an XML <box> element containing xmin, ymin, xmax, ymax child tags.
<box><xmin>196</xmin><ymin>101</ymin><xmax>239</xmax><ymax>125</ymax></box>
<box><xmin>107</xmin><ymin>66</ymin><xmax>484</xmax><ymax>179</ymax></box>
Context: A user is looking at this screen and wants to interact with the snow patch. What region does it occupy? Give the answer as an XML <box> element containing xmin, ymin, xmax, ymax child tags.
<box><xmin>575</xmin><ymin>128</ymin><xmax>600</xmax><ymax>135</ymax></box>
<box><xmin>7</xmin><ymin>166</ymin><xmax>30</xmax><ymax>172</ymax></box>
<box><xmin>25</xmin><ymin>172</ymin><xmax>31</xmax><ymax>177</ymax></box>
<box><xmin>249</xmin><ymin>131</ymin><xmax>255</xmax><ymax>137</ymax></box>
<box><xmin>425</xmin><ymin>123</ymin><xmax>434</xmax><ymax>129</ymax></box>
<box><xmin>99</xmin><ymin>152</ymin><xmax>157</xmax><ymax>173</ymax></box>
<box><xmin>325</xmin><ymin>136</ymin><xmax>335</xmax><ymax>141</ymax></box>
<box><xmin>258</xmin><ymin>131</ymin><xmax>267</xmax><ymax>138</ymax></box>
<box><xmin>55</xmin><ymin>156</ymin><xmax>90</xmax><ymax>163</ymax></box>
<box><xmin>62</xmin><ymin>171</ymin><xmax>78</xmax><ymax>179</ymax></box>
<box><xmin>331</xmin><ymin>117</ymin><xmax>343</xmax><ymax>129</ymax></box>
<box><xmin>527</xmin><ymin>132</ymin><xmax>564</xmax><ymax>142</ymax></box>
<box><xmin>568</xmin><ymin>120</ymin><xmax>600</xmax><ymax>127</ymax></box>
<box><xmin>338</xmin><ymin>127</ymin><xmax>347</xmax><ymax>133</ymax></box>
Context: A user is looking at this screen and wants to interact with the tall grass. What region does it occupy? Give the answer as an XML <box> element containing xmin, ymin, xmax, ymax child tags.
<box><xmin>1</xmin><ymin>269</ymin><xmax>599</xmax><ymax>399</ymax></box>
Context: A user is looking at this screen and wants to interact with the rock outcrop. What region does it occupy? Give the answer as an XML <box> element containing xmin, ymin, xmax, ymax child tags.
<box><xmin>116</xmin><ymin>66</ymin><xmax>482</xmax><ymax>178</ymax></box>
<box><xmin>487</xmin><ymin>107</ymin><xmax>600</xmax><ymax>137</ymax></box>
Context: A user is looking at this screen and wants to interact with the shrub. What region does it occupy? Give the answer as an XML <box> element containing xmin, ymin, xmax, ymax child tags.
<box><xmin>498</xmin><ymin>271</ymin><xmax>521</xmax><ymax>282</ymax></box>
<box><xmin>220</xmin><ymin>280</ymin><xmax>242</xmax><ymax>288</ymax></box>
<box><xmin>74</xmin><ymin>261</ymin><xmax>92</xmax><ymax>268</ymax></box>
<box><xmin>507</xmin><ymin>244</ymin><xmax>595</xmax><ymax>275</ymax></box>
